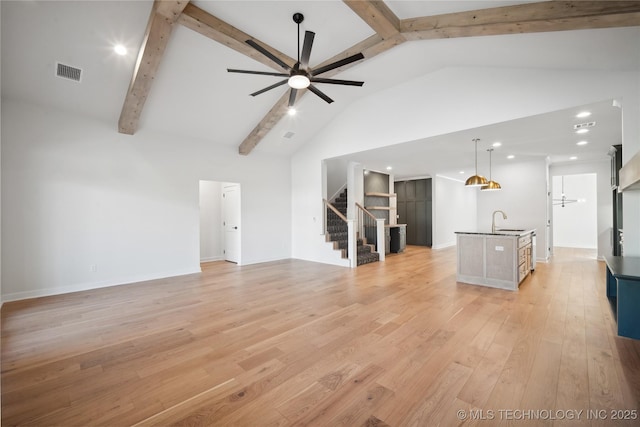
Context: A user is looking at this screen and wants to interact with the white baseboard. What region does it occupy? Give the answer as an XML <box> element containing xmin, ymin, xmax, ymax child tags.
<box><xmin>240</xmin><ymin>255</ymin><xmax>292</xmax><ymax>266</ymax></box>
<box><xmin>200</xmin><ymin>256</ymin><xmax>224</xmax><ymax>263</ymax></box>
<box><xmin>432</xmin><ymin>241</ymin><xmax>456</xmax><ymax>250</ymax></box>
<box><xmin>1</xmin><ymin>267</ymin><xmax>201</xmax><ymax>303</ymax></box>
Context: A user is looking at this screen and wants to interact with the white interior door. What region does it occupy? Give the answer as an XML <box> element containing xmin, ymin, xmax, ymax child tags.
<box><xmin>223</xmin><ymin>183</ymin><xmax>241</xmax><ymax>263</ymax></box>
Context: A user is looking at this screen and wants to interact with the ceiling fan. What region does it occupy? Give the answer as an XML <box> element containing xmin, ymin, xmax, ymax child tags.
<box><xmin>227</xmin><ymin>13</ymin><xmax>365</xmax><ymax>107</ymax></box>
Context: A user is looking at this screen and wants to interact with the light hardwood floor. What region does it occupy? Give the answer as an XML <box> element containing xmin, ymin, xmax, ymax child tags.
<box><xmin>2</xmin><ymin>246</ymin><xmax>639</xmax><ymax>426</ymax></box>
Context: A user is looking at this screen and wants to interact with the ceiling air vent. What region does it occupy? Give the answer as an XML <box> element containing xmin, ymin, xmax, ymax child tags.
<box><xmin>283</xmin><ymin>131</ymin><xmax>295</xmax><ymax>139</ymax></box>
<box><xmin>56</xmin><ymin>62</ymin><xmax>82</xmax><ymax>82</ymax></box>
<box><xmin>573</xmin><ymin>121</ymin><xmax>596</xmax><ymax>130</ymax></box>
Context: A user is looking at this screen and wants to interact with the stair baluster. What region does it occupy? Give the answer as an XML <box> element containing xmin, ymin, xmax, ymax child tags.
<box><xmin>323</xmin><ymin>189</ymin><xmax>379</xmax><ymax>266</ymax></box>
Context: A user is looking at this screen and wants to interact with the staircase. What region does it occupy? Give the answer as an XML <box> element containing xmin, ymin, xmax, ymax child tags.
<box><xmin>326</xmin><ymin>190</ymin><xmax>379</xmax><ymax>266</ymax></box>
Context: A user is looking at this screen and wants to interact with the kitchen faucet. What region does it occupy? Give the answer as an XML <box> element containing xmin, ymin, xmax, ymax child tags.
<box><xmin>492</xmin><ymin>210</ymin><xmax>507</xmax><ymax>233</ymax></box>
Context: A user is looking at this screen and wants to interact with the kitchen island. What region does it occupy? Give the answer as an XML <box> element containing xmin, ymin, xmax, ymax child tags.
<box><xmin>455</xmin><ymin>229</ymin><xmax>535</xmax><ymax>291</ymax></box>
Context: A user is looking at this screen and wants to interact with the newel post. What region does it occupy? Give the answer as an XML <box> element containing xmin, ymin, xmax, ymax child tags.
<box><xmin>347</xmin><ymin>219</ymin><xmax>357</xmax><ymax>268</ymax></box>
<box><xmin>376</xmin><ymin>218</ymin><xmax>386</xmax><ymax>261</ymax></box>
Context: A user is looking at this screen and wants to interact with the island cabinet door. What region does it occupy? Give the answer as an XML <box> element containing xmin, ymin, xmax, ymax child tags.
<box><xmin>457</xmin><ymin>235</ymin><xmax>484</xmax><ymax>277</ymax></box>
<box><xmin>485</xmin><ymin>237</ymin><xmax>516</xmax><ymax>281</ymax></box>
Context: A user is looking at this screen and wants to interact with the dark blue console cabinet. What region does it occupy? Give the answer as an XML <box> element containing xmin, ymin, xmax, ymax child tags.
<box><xmin>605</xmin><ymin>255</ymin><xmax>640</xmax><ymax>340</ymax></box>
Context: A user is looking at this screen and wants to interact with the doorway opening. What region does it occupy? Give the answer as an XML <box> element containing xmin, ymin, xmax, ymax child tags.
<box><xmin>551</xmin><ymin>173</ymin><xmax>597</xmax><ymax>259</ymax></box>
<box><xmin>199</xmin><ymin>181</ymin><xmax>241</xmax><ymax>265</ymax></box>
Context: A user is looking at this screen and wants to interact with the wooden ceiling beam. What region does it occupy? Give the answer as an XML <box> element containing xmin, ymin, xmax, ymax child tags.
<box><xmin>118</xmin><ymin>0</ymin><xmax>188</xmax><ymax>135</ymax></box>
<box><xmin>238</xmin><ymin>91</ymin><xmax>295</xmax><ymax>155</ymax></box>
<box><xmin>343</xmin><ymin>0</ymin><xmax>403</xmax><ymax>40</ymax></box>
<box><xmin>400</xmin><ymin>1</ymin><xmax>640</xmax><ymax>41</ymax></box>
<box><xmin>155</xmin><ymin>0</ymin><xmax>189</xmax><ymax>21</ymax></box>
<box><xmin>122</xmin><ymin>1</ymin><xmax>640</xmax><ymax>152</ymax></box>
<box><xmin>178</xmin><ymin>3</ymin><xmax>296</xmax><ymax>72</ymax></box>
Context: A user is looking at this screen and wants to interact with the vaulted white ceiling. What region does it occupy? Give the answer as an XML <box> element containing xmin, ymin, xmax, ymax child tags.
<box><xmin>2</xmin><ymin>1</ymin><xmax>639</xmax><ymax>174</ymax></box>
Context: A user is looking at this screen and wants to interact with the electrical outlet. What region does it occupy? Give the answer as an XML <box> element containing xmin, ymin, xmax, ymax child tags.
<box><xmin>90</xmin><ymin>264</ymin><xmax>98</xmax><ymax>273</ymax></box>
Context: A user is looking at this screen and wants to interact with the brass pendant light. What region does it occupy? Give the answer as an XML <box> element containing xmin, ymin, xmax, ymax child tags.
<box><xmin>481</xmin><ymin>148</ymin><xmax>502</xmax><ymax>191</ymax></box>
<box><xmin>465</xmin><ymin>138</ymin><xmax>488</xmax><ymax>187</ymax></box>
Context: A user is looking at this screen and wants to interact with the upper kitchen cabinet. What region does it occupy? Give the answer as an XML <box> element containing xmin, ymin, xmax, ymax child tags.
<box><xmin>619</xmin><ymin>149</ymin><xmax>640</xmax><ymax>192</ymax></box>
<box><xmin>395</xmin><ymin>179</ymin><xmax>432</xmax><ymax>247</ymax></box>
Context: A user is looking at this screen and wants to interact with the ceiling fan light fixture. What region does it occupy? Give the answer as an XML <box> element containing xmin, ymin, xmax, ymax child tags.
<box><xmin>288</xmin><ymin>74</ymin><xmax>310</xmax><ymax>89</ymax></box>
<box><xmin>228</xmin><ymin>12</ymin><xmax>364</xmax><ymax>106</ymax></box>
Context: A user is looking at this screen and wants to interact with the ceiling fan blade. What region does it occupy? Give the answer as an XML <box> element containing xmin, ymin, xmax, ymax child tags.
<box><xmin>227</xmin><ymin>69</ymin><xmax>289</xmax><ymax>77</ymax></box>
<box><xmin>246</xmin><ymin>40</ymin><xmax>292</xmax><ymax>71</ymax></box>
<box><xmin>310</xmin><ymin>77</ymin><xmax>364</xmax><ymax>87</ymax></box>
<box><xmin>308</xmin><ymin>84</ymin><xmax>334</xmax><ymax>104</ymax></box>
<box><xmin>250</xmin><ymin>79</ymin><xmax>289</xmax><ymax>97</ymax></box>
<box><xmin>312</xmin><ymin>52</ymin><xmax>365</xmax><ymax>76</ymax></box>
<box><xmin>300</xmin><ymin>31</ymin><xmax>315</xmax><ymax>68</ymax></box>
<box><xmin>288</xmin><ymin>88</ymin><xmax>298</xmax><ymax>107</ymax></box>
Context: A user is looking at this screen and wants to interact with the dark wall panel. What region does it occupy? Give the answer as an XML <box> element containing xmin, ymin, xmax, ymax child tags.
<box><xmin>364</xmin><ymin>171</ymin><xmax>389</xmax><ymax>194</ymax></box>
<box><xmin>406</xmin><ymin>201</ymin><xmax>417</xmax><ymax>245</ymax></box>
<box><xmin>416</xmin><ymin>200</ymin><xmax>427</xmax><ymax>246</ymax></box>
<box><xmin>416</xmin><ymin>179</ymin><xmax>427</xmax><ymax>200</ymax></box>
<box><xmin>396</xmin><ymin>181</ymin><xmax>406</xmax><ymax>199</ymax></box>
<box><xmin>397</xmin><ymin>201</ymin><xmax>406</xmax><ymax>227</ymax></box>
<box><xmin>406</xmin><ymin>181</ymin><xmax>416</xmax><ymax>199</ymax></box>
<box><xmin>395</xmin><ymin>178</ymin><xmax>432</xmax><ymax>247</ymax></box>
<box><xmin>426</xmin><ymin>201</ymin><xmax>433</xmax><ymax>245</ymax></box>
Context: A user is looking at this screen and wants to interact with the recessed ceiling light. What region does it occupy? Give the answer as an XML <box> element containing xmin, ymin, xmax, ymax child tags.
<box><xmin>576</xmin><ymin>111</ymin><xmax>591</xmax><ymax>118</ymax></box>
<box><xmin>459</xmin><ymin>170</ymin><xmax>465</xmax><ymax>174</ymax></box>
<box><xmin>507</xmin><ymin>155</ymin><xmax>515</xmax><ymax>159</ymax></box>
<box><xmin>287</xmin><ymin>107</ymin><xmax>297</xmax><ymax>116</ymax></box>
<box><xmin>570</xmin><ymin>156</ymin><xmax>578</xmax><ymax>160</ymax></box>
<box><xmin>576</xmin><ymin>140</ymin><xmax>589</xmax><ymax>146</ymax></box>
<box><xmin>492</xmin><ymin>142</ymin><xmax>502</xmax><ymax>147</ymax></box>
<box><xmin>576</xmin><ymin>129</ymin><xmax>589</xmax><ymax>134</ymax></box>
<box><xmin>386</xmin><ymin>166</ymin><xmax>392</xmax><ymax>171</ymax></box>
<box><xmin>114</xmin><ymin>44</ymin><xmax>127</xmax><ymax>56</ymax></box>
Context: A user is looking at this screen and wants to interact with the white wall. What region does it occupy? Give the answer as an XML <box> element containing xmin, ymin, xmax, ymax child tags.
<box><xmin>199</xmin><ymin>180</ymin><xmax>223</xmax><ymax>262</ymax></box>
<box><xmin>292</xmin><ymin>66</ymin><xmax>639</xmax><ymax>265</ymax></box>
<box><xmin>550</xmin><ymin>160</ymin><xmax>612</xmax><ymax>258</ymax></box>
<box><xmin>325</xmin><ymin>157</ymin><xmax>349</xmax><ymax>200</ymax></box>
<box><xmin>552</xmin><ymin>174</ymin><xmax>598</xmax><ymax>249</ymax></box>
<box><xmin>1</xmin><ymin>100</ymin><xmax>292</xmax><ymax>301</ymax></box>
<box><xmin>0</xmin><ymin>0</ymin><xmax>2</xmax><ymax>306</ymax></box>
<box><xmin>0</xmin><ymin>3</ymin><xmax>3</xmax><ymax>413</ymax></box>
<box><xmin>476</xmin><ymin>159</ymin><xmax>548</xmax><ymax>261</ymax></box>
<box><xmin>433</xmin><ymin>175</ymin><xmax>476</xmax><ymax>249</ymax></box>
